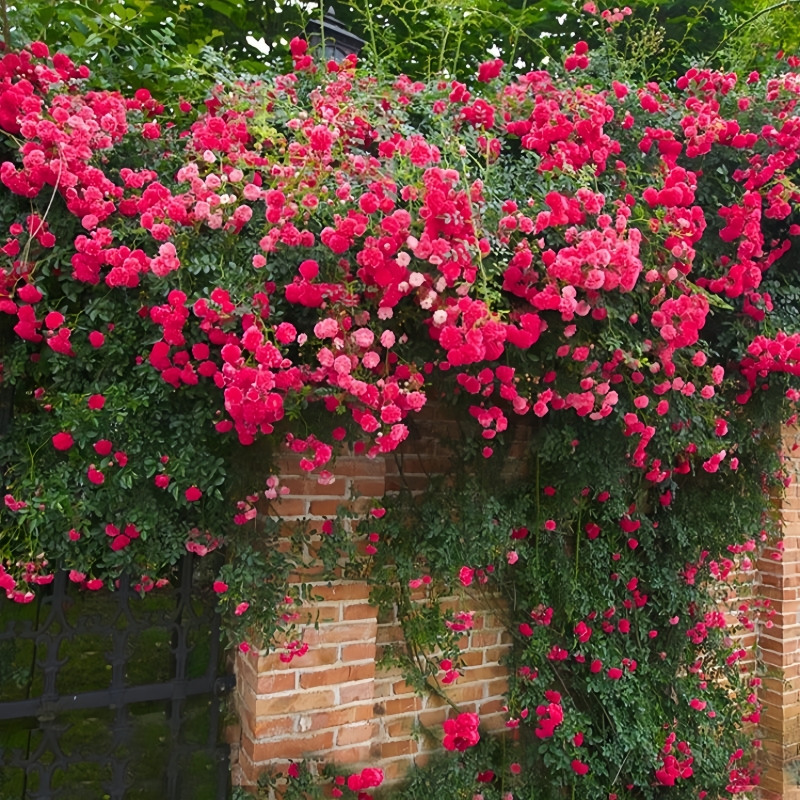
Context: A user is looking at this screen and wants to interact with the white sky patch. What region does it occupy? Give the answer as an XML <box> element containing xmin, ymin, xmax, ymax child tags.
<box><xmin>246</xmin><ymin>35</ymin><xmax>272</xmax><ymax>55</ymax></box>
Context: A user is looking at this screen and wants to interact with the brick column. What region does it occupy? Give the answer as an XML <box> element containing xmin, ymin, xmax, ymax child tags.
<box><xmin>372</xmin><ymin>603</ymin><xmax>511</xmax><ymax>781</ymax></box>
<box><xmin>233</xmin><ymin>452</ymin><xmax>385</xmax><ymax>786</ymax></box>
<box><xmin>229</xmin><ymin>436</ymin><xmax>516</xmax><ymax>788</ymax></box>
<box><xmin>234</xmin><ymin>580</ymin><xmax>380</xmax><ymax>785</ymax></box>
<box><xmin>759</xmin><ymin>426</ymin><xmax>800</xmax><ymax>800</ymax></box>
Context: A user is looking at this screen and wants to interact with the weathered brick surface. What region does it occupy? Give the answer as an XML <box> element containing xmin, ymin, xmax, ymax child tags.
<box><xmin>230</xmin><ymin>433</ymin><xmax>514</xmax><ymax>789</ymax></box>
<box><xmin>232</xmin><ymin>578</ymin><xmax>512</xmax><ymax>788</ymax></box>
<box><xmin>232</xmin><ymin>424</ymin><xmax>800</xmax><ymax>798</ymax></box>
<box><xmin>757</xmin><ymin>427</ymin><xmax>800</xmax><ymax>799</ymax></box>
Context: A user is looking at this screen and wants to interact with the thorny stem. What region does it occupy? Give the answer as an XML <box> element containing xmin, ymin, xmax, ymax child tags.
<box><xmin>21</xmin><ymin>152</ymin><xmax>63</xmax><ymax>272</ymax></box>
<box><xmin>612</xmin><ymin>747</ymin><xmax>632</xmax><ymax>785</ymax></box>
<box><xmin>450</xmin><ymin>22</ymin><xmax>465</xmax><ymax>77</ymax></box>
<box><xmin>508</xmin><ymin>0</ymin><xmax>529</xmax><ymax>70</ymax></box>
<box><xmin>437</xmin><ymin>18</ymin><xmax>453</xmax><ymax>75</ymax></box>
<box><xmin>408</xmin><ymin>631</ymin><xmax>460</xmax><ymax>711</ymax></box>
<box><xmin>362</xmin><ymin>3</ymin><xmax>381</xmax><ymax>81</ymax></box>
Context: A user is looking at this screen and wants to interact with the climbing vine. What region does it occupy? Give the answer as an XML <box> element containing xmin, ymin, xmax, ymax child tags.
<box><xmin>2</xmin><ymin>5</ymin><xmax>800</xmax><ymax>794</ymax></box>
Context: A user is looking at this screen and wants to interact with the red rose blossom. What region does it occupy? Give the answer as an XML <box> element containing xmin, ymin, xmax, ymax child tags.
<box><xmin>52</xmin><ymin>432</ymin><xmax>74</xmax><ymax>450</ymax></box>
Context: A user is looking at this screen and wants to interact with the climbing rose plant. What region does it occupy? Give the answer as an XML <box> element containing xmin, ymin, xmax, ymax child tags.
<box><xmin>1</xmin><ymin>9</ymin><xmax>800</xmax><ymax>796</ymax></box>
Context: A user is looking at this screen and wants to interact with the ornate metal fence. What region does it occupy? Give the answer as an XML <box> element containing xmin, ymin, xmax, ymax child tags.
<box><xmin>0</xmin><ymin>555</ymin><xmax>232</xmax><ymax>799</ymax></box>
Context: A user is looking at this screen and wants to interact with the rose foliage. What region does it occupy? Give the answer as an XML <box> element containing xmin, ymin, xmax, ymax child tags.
<box><xmin>2</xmin><ymin>17</ymin><xmax>800</xmax><ymax>798</ymax></box>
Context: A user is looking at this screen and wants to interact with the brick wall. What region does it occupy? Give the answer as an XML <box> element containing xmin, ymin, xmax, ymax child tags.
<box><xmin>231</xmin><ymin>438</ymin><xmax>514</xmax><ymax>788</ymax></box>
<box><xmin>230</xmin><ymin>420</ymin><xmax>800</xmax><ymax>797</ymax></box>
<box><xmin>234</xmin><ymin>579</ymin><xmax>380</xmax><ymax>784</ymax></box>
<box><xmin>759</xmin><ymin>427</ymin><xmax>800</xmax><ymax>800</ymax></box>
<box><xmin>372</xmin><ymin>600</ymin><xmax>511</xmax><ymax>781</ymax></box>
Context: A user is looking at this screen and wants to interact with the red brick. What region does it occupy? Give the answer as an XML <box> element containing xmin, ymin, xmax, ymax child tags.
<box><xmin>306</xmin><ymin>604</ymin><xmax>341</xmax><ymax>624</ymax></box>
<box><xmin>385</xmin><ymin>476</ymin><xmax>429</xmax><ymax>492</ymax></box>
<box><xmin>463</xmin><ymin>665</ymin><xmax>508</xmax><ymax>682</ymax></box>
<box><xmin>237</xmin><ymin>681</ymin><xmax>259</xmax><ymax>714</ymax></box>
<box><xmin>257</xmin><ymin>645</ymin><xmax>339</xmax><ymax>672</ymax></box>
<box><xmin>316</xmin><ymin>621</ymin><xmax>377</xmax><ymax>645</ymax></box>
<box><xmin>343</xmin><ymin>603</ymin><xmax>379</xmax><ymax>621</ymax></box>
<box><xmin>232</xmin><ymin>427</ymin><xmax>800</xmax><ymax>800</ymax></box>
<box><xmin>424</xmin><ymin>693</ymin><xmax>448</xmax><ymax>709</ymax></box>
<box><xmin>289</xmin><ymin>565</ymin><xmax>326</xmax><ymax>580</ymax></box>
<box><xmin>271</xmin><ymin>499</ymin><xmax>307</xmax><ymax>516</ymax></box>
<box><xmin>380</xmin><ymin>739</ymin><xmax>417</xmax><ymax>758</ymax></box>
<box><xmin>384</xmin><ymin>696</ymin><xmax>422</xmax><ymax>716</ymax></box>
<box><xmin>485</xmin><ymin>678</ymin><xmax>509</xmax><ymax>697</ymax></box>
<box><xmin>328</xmin><ymin>459</ymin><xmax>386</xmax><ymax>478</ymax></box>
<box><xmin>342</xmin><ymin>642</ymin><xmax>377</xmax><ymax>662</ymax></box>
<box><xmin>336</xmin><ymin>722</ymin><xmax>377</xmax><ymax>746</ymax></box>
<box><xmin>237</xmin><ymin>702</ymin><xmax>257</xmax><ymax>739</ymax></box>
<box><xmin>253</xmin><ymin>715</ymin><xmax>296</xmax><ymax>738</ymax></box>
<box><xmin>376</xmin><ymin>625</ymin><xmax>404</xmax><ymax>645</ymax></box>
<box><xmin>256</xmin><ymin>672</ymin><xmax>297</xmax><ymax>694</ymax></box>
<box><xmin>418</xmin><ymin>708</ymin><xmax>447</xmax><ymax>728</ymax></box>
<box><xmin>312</xmin><ymin>583</ymin><xmax>371</xmax><ymax>602</ymax></box>
<box><xmin>460</xmin><ymin>651</ymin><xmax>483</xmax><ymax>667</ymax></box>
<box><xmin>385</xmin><ymin>717</ymin><xmax>415</xmax><ymax>738</ymax></box>
<box><xmin>255</xmin><ymin>689</ymin><xmax>335</xmax><ymax>717</ymax></box>
<box><xmin>479</xmin><ymin>698</ymin><xmax>506</xmax><ymax>715</ymax></box>
<box><xmin>328</xmin><ymin>744</ymin><xmax>373</xmax><ymax>764</ymax></box>
<box><xmin>251</xmin><ymin>731</ymin><xmax>334</xmax><ymax>761</ymax></box>
<box><xmin>224</xmin><ymin>723</ymin><xmax>242</xmax><ymax>744</ymax></box>
<box><xmin>480</xmin><ymin>712</ymin><xmax>509</xmax><ymax>732</ymax></box>
<box><xmin>310</xmin><ymin>499</ymin><xmax>348</xmax><ymax>516</ymax></box>
<box><xmin>391</xmin><ymin>679</ymin><xmax>416</xmax><ymax>696</ymax></box>
<box><xmin>373</xmin><ymin>687</ymin><xmax>395</xmax><ymax>705</ymax></box>
<box><xmin>381</xmin><ymin>757</ymin><xmax>415</xmax><ymax>781</ymax></box>
<box><xmin>351</xmin><ymin>479</ymin><xmax>386</xmax><ymax>497</ymax></box>
<box><xmin>442</xmin><ymin>683</ymin><xmax>484</xmax><ymax>704</ymax></box>
<box><xmin>340</xmin><ymin>680</ymin><xmax>375</xmax><ymax>705</ymax></box>
<box><xmin>299</xmin><ymin>705</ymin><xmax>373</xmax><ymax>731</ymax></box>
<box><xmin>299</xmin><ymin>663</ymin><xmax>374</xmax><ymax>689</ymax></box>
<box><xmin>283</xmin><ymin>477</ymin><xmax>347</xmax><ymax>497</ymax></box>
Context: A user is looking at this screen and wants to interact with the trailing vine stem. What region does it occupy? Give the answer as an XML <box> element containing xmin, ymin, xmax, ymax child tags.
<box><xmin>702</xmin><ymin>0</ymin><xmax>800</xmax><ymax>66</ymax></box>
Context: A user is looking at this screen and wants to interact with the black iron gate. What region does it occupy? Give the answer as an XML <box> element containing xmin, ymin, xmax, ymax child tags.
<box><xmin>0</xmin><ymin>555</ymin><xmax>232</xmax><ymax>799</ymax></box>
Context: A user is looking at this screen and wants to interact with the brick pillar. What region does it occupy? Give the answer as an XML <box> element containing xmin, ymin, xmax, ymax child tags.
<box><xmin>232</xmin><ymin>453</ymin><xmax>386</xmax><ymax>786</ymax></box>
<box><xmin>759</xmin><ymin>426</ymin><xmax>800</xmax><ymax>800</ymax></box>
<box><xmin>235</xmin><ymin>580</ymin><xmax>380</xmax><ymax>785</ymax></box>
<box><xmin>372</xmin><ymin>603</ymin><xmax>511</xmax><ymax>781</ymax></box>
<box><xmin>229</xmin><ymin>440</ymin><xmax>515</xmax><ymax>788</ymax></box>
